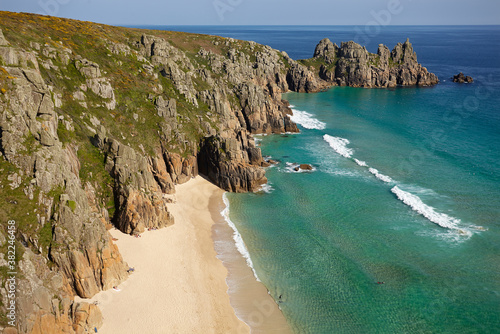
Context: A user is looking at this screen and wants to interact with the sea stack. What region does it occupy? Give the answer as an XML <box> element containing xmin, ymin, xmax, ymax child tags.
<box><xmin>453</xmin><ymin>72</ymin><xmax>474</xmax><ymax>83</ymax></box>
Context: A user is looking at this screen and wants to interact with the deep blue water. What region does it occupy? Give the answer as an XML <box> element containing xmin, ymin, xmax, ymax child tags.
<box><xmin>141</xmin><ymin>26</ymin><xmax>500</xmax><ymax>333</ymax></box>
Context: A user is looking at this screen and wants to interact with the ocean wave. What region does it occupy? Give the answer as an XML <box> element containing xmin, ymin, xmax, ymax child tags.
<box><xmin>258</xmin><ymin>183</ymin><xmax>275</xmax><ymax>193</ymax></box>
<box><xmin>391</xmin><ymin>186</ymin><xmax>464</xmax><ymax>231</ymax></box>
<box><xmin>323</xmin><ymin>134</ymin><xmax>354</xmax><ymax>158</ymax></box>
<box><xmin>290</xmin><ymin>109</ymin><xmax>326</xmax><ymax>130</ymax></box>
<box><xmin>221</xmin><ymin>194</ymin><xmax>261</xmax><ymax>281</ymax></box>
<box><xmin>354</xmin><ymin>159</ymin><xmax>368</xmax><ymax>167</ymax></box>
<box><xmin>368</xmin><ymin>168</ymin><xmax>394</xmax><ymax>183</ymax></box>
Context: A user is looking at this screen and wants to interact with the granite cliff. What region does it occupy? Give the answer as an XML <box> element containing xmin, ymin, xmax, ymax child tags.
<box><xmin>303</xmin><ymin>37</ymin><xmax>438</xmax><ymax>89</ymax></box>
<box><xmin>0</xmin><ymin>12</ymin><xmax>438</xmax><ymax>333</ymax></box>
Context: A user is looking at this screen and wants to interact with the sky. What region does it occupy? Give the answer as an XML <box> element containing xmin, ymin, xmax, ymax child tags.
<box><xmin>1</xmin><ymin>0</ymin><xmax>499</xmax><ymax>26</ymax></box>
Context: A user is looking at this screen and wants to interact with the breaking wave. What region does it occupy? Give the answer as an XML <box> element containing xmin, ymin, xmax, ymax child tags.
<box><xmin>258</xmin><ymin>183</ymin><xmax>275</xmax><ymax>193</ymax></box>
<box><xmin>354</xmin><ymin>159</ymin><xmax>368</xmax><ymax>167</ymax></box>
<box><xmin>221</xmin><ymin>193</ymin><xmax>261</xmax><ymax>281</ymax></box>
<box><xmin>290</xmin><ymin>109</ymin><xmax>326</xmax><ymax>130</ymax></box>
<box><xmin>391</xmin><ymin>186</ymin><xmax>467</xmax><ymax>232</ymax></box>
<box><xmin>323</xmin><ymin>135</ymin><xmax>354</xmax><ymax>158</ymax></box>
<box><xmin>369</xmin><ymin>168</ymin><xmax>394</xmax><ymax>183</ymax></box>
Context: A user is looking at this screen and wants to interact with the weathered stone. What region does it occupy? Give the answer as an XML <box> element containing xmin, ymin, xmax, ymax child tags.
<box><xmin>198</xmin><ymin>136</ymin><xmax>267</xmax><ymax>192</ymax></box>
<box><xmin>75</xmin><ymin>59</ymin><xmax>101</xmax><ymax>79</ymax></box>
<box><xmin>0</xmin><ymin>28</ymin><xmax>9</xmax><ymax>45</ymax></box>
<box><xmin>453</xmin><ymin>72</ymin><xmax>474</xmax><ymax>83</ymax></box>
<box><xmin>155</xmin><ymin>96</ymin><xmax>177</xmax><ymax>118</ymax></box>
<box><xmin>0</xmin><ymin>46</ymin><xmax>18</xmax><ymax>65</ymax></box>
<box><xmin>313</xmin><ymin>38</ymin><xmax>338</xmax><ymax>64</ymax></box>
<box><xmin>311</xmin><ymin>38</ymin><xmax>438</xmax><ymax>88</ymax></box>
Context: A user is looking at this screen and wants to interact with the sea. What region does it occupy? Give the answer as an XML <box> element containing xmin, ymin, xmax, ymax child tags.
<box><xmin>135</xmin><ymin>25</ymin><xmax>500</xmax><ymax>333</ymax></box>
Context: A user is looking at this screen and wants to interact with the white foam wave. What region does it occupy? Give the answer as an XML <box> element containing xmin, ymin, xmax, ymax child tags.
<box><xmin>290</xmin><ymin>109</ymin><xmax>326</xmax><ymax>130</ymax></box>
<box><xmin>354</xmin><ymin>159</ymin><xmax>368</xmax><ymax>167</ymax></box>
<box><xmin>323</xmin><ymin>134</ymin><xmax>354</xmax><ymax>158</ymax></box>
<box><xmin>258</xmin><ymin>183</ymin><xmax>274</xmax><ymax>193</ymax></box>
<box><xmin>221</xmin><ymin>194</ymin><xmax>261</xmax><ymax>281</ymax></box>
<box><xmin>369</xmin><ymin>168</ymin><xmax>394</xmax><ymax>183</ymax></box>
<box><xmin>391</xmin><ymin>186</ymin><xmax>465</xmax><ymax>232</ymax></box>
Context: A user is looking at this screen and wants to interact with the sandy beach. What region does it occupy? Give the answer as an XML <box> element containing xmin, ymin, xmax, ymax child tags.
<box><xmin>77</xmin><ymin>175</ymin><xmax>291</xmax><ymax>333</ymax></box>
<box><xmin>80</xmin><ymin>176</ymin><xmax>247</xmax><ymax>333</ymax></box>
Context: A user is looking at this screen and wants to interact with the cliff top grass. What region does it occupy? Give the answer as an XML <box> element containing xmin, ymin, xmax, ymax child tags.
<box><xmin>0</xmin><ymin>11</ymin><xmax>275</xmax><ymax>157</ymax></box>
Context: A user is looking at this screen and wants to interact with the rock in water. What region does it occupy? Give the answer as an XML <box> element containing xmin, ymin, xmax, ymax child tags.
<box><xmin>310</xmin><ymin>37</ymin><xmax>439</xmax><ymax>88</ymax></box>
<box><xmin>453</xmin><ymin>72</ymin><xmax>474</xmax><ymax>83</ymax></box>
<box><xmin>299</xmin><ymin>164</ymin><xmax>313</xmax><ymax>170</ymax></box>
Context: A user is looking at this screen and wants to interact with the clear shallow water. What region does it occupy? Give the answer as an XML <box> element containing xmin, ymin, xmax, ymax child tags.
<box><xmin>228</xmin><ymin>84</ymin><xmax>500</xmax><ymax>333</ymax></box>
<box><xmin>146</xmin><ymin>25</ymin><xmax>500</xmax><ymax>332</ymax></box>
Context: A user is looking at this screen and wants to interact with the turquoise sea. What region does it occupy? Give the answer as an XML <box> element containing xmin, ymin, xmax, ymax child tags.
<box><xmin>144</xmin><ymin>25</ymin><xmax>500</xmax><ymax>332</ymax></box>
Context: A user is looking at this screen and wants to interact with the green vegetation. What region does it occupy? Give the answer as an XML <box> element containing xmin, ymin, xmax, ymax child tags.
<box><xmin>38</xmin><ymin>221</ymin><xmax>53</xmax><ymax>250</ymax></box>
<box><xmin>0</xmin><ymin>158</ymin><xmax>41</xmax><ymax>235</ymax></box>
<box><xmin>67</xmin><ymin>200</ymin><xmax>77</xmax><ymax>212</ymax></box>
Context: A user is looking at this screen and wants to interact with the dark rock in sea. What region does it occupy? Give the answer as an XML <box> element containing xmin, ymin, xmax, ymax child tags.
<box><xmin>453</xmin><ymin>72</ymin><xmax>474</xmax><ymax>83</ymax></box>
<box><xmin>299</xmin><ymin>164</ymin><xmax>314</xmax><ymax>170</ymax></box>
<box><xmin>294</xmin><ymin>164</ymin><xmax>314</xmax><ymax>172</ymax></box>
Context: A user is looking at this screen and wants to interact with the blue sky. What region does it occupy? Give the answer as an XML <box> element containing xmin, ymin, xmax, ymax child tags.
<box><xmin>2</xmin><ymin>0</ymin><xmax>499</xmax><ymax>25</ymax></box>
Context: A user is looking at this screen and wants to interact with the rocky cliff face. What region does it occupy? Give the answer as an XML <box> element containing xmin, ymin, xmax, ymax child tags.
<box><xmin>0</xmin><ymin>26</ymin><xmax>127</xmax><ymax>333</ymax></box>
<box><xmin>0</xmin><ymin>12</ymin><xmax>438</xmax><ymax>333</ymax></box>
<box><xmin>308</xmin><ymin>37</ymin><xmax>438</xmax><ymax>88</ymax></box>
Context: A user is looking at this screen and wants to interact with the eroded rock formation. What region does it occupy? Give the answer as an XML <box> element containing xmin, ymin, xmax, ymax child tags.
<box><xmin>312</xmin><ymin>38</ymin><xmax>439</xmax><ymax>88</ymax></box>
<box><xmin>453</xmin><ymin>72</ymin><xmax>473</xmax><ymax>83</ymax></box>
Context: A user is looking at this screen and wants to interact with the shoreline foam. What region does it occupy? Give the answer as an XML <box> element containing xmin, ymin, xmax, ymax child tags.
<box><xmin>215</xmin><ymin>192</ymin><xmax>292</xmax><ymax>333</ymax></box>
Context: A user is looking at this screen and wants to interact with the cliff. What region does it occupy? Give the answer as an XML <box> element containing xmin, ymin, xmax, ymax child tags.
<box><xmin>0</xmin><ymin>12</ymin><xmax>438</xmax><ymax>333</ymax></box>
<box><xmin>301</xmin><ymin>37</ymin><xmax>438</xmax><ymax>89</ymax></box>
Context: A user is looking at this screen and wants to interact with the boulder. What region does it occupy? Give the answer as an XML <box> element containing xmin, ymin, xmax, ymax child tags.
<box><xmin>452</xmin><ymin>72</ymin><xmax>474</xmax><ymax>83</ymax></box>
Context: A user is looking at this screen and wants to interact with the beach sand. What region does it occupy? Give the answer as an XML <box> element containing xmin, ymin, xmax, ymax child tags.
<box><xmin>81</xmin><ymin>176</ymin><xmax>290</xmax><ymax>333</ymax></box>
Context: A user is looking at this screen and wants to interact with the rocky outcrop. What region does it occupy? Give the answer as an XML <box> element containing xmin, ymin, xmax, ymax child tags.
<box><xmin>313</xmin><ymin>38</ymin><xmax>438</xmax><ymax>88</ymax></box>
<box><xmin>313</xmin><ymin>38</ymin><xmax>338</xmax><ymax>64</ymax></box>
<box><xmin>0</xmin><ymin>37</ymin><xmax>127</xmax><ymax>333</ymax></box>
<box><xmin>198</xmin><ymin>135</ymin><xmax>267</xmax><ymax>193</ymax></box>
<box><xmin>287</xmin><ymin>62</ymin><xmax>328</xmax><ymax>93</ymax></box>
<box><xmin>75</xmin><ymin>58</ymin><xmax>116</xmax><ymax>109</ymax></box>
<box><xmin>0</xmin><ymin>28</ymin><xmax>9</xmax><ymax>46</ymax></box>
<box><xmin>453</xmin><ymin>72</ymin><xmax>473</xmax><ymax>83</ymax></box>
<box><xmin>15</xmin><ymin>249</ymin><xmax>104</xmax><ymax>334</ymax></box>
<box><xmin>294</xmin><ymin>164</ymin><xmax>313</xmax><ymax>171</ymax></box>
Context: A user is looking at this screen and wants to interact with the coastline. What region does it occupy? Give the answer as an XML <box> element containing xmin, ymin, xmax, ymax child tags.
<box><xmin>78</xmin><ymin>175</ymin><xmax>290</xmax><ymax>333</ymax></box>
<box><xmin>213</xmin><ymin>193</ymin><xmax>292</xmax><ymax>334</ymax></box>
<box><xmin>79</xmin><ymin>176</ymin><xmax>248</xmax><ymax>333</ymax></box>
